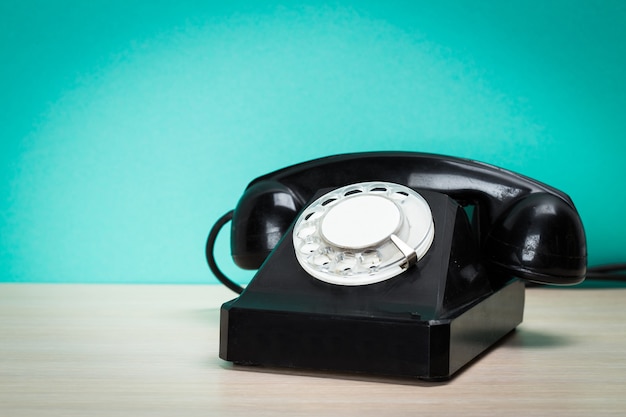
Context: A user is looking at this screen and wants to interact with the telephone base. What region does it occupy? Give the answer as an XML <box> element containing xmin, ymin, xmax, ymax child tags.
<box><xmin>219</xmin><ymin>279</ymin><xmax>524</xmax><ymax>381</ymax></box>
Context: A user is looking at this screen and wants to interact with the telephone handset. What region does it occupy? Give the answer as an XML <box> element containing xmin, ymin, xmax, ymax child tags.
<box><xmin>214</xmin><ymin>152</ymin><xmax>587</xmax><ymax>380</ymax></box>
<box><xmin>230</xmin><ymin>151</ymin><xmax>586</xmax><ymax>285</ymax></box>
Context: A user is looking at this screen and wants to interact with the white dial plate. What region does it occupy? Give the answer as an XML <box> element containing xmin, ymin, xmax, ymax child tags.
<box><xmin>292</xmin><ymin>182</ymin><xmax>435</xmax><ymax>286</ymax></box>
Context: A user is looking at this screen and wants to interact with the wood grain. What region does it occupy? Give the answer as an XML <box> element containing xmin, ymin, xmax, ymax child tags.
<box><xmin>1</xmin><ymin>283</ymin><xmax>625</xmax><ymax>416</ymax></box>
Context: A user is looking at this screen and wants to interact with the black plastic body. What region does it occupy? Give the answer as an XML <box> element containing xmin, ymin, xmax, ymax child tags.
<box><xmin>220</xmin><ymin>190</ymin><xmax>525</xmax><ymax>380</ymax></box>
<box><xmin>230</xmin><ymin>152</ymin><xmax>587</xmax><ymax>285</ymax></box>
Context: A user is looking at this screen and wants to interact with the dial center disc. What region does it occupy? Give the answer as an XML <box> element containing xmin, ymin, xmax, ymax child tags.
<box><xmin>320</xmin><ymin>194</ymin><xmax>401</xmax><ymax>249</ymax></box>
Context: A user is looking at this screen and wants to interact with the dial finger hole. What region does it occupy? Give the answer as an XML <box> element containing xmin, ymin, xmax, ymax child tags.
<box><xmin>304</xmin><ymin>211</ymin><xmax>322</xmax><ymax>221</ymax></box>
<box><xmin>300</xmin><ymin>241</ymin><xmax>320</xmax><ymax>254</ymax></box>
<box><xmin>344</xmin><ymin>189</ymin><xmax>363</xmax><ymax>196</ymax></box>
<box><xmin>336</xmin><ymin>252</ymin><xmax>357</xmax><ymax>271</ymax></box>
<box><xmin>312</xmin><ymin>253</ymin><xmax>332</xmax><ymax>267</ymax></box>
<box><xmin>297</xmin><ymin>225</ymin><xmax>317</xmax><ymax>239</ymax></box>
<box><xmin>359</xmin><ymin>250</ymin><xmax>382</xmax><ymax>268</ymax></box>
<box><xmin>391</xmin><ymin>191</ymin><xmax>409</xmax><ymax>200</ymax></box>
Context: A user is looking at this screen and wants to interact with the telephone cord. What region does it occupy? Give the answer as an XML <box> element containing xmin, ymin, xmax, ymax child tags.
<box><xmin>205</xmin><ymin>210</ymin><xmax>244</xmax><ymax>294</ymax></box>
<box><xmin>585</xmin><ymin>263</ymin><xmax>626</xmax><ymax>281</ymax></box>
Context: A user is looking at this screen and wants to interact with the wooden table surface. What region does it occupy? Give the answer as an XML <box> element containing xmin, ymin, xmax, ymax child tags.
<box><xmin>1</xmin><ymin>283</ymin><xmax>625</xmax><ymax>416</ymax></box>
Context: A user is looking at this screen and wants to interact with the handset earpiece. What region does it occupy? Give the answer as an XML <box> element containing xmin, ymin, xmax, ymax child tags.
<box><xmin>484</xmin><ymin>193</ymin><xmax>587</xmax><ymax>285</ymax></box>
<box><xmin>231</xmin><ymin>180</ymin><xmax>305</xmax><ymax>269</ymax></box>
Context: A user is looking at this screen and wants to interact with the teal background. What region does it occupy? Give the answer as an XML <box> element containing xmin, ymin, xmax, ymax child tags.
<box><xmin>1</xmin><ymin>1</ymin><xmax>625</xmax><ymax>284</ymax></box>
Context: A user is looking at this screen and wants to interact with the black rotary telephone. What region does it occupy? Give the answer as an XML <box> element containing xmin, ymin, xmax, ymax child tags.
<box><xmin>208</xmin><ymin>152</ymin><xmax>587</xmax><ymax>380</ymax></box>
